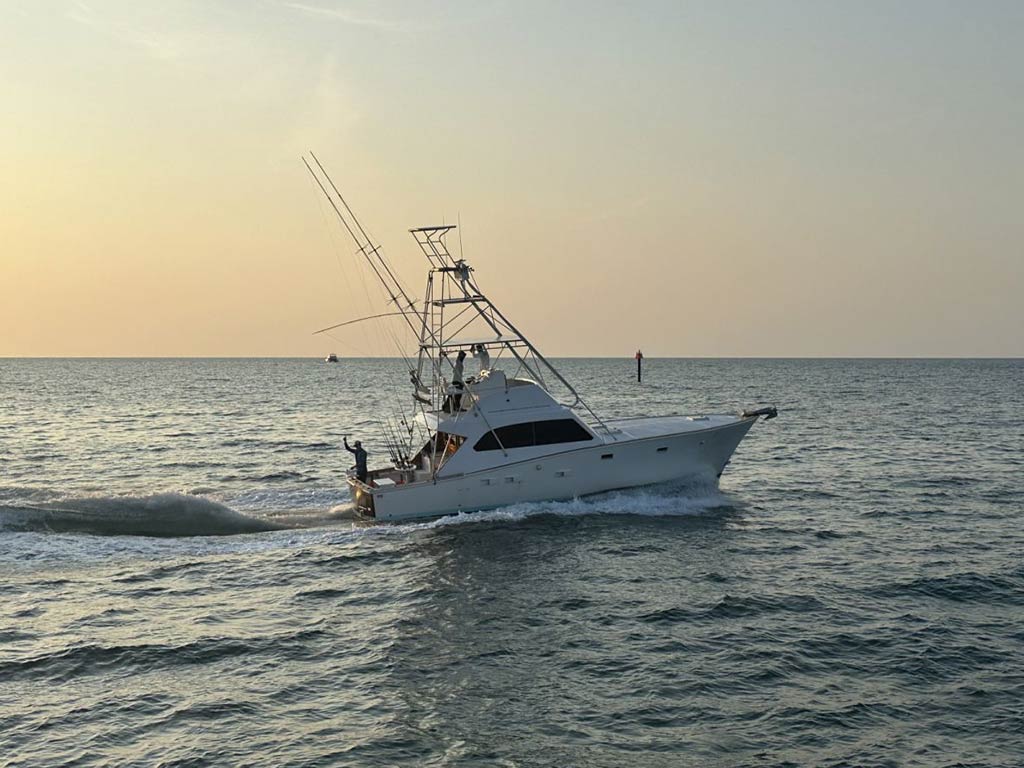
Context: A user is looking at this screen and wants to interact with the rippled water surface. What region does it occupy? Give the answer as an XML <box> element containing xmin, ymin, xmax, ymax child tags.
<box><xmin>2</xmin><ymin>358</ymin><xmax>1022</xmax><ymax>766</ymax></box>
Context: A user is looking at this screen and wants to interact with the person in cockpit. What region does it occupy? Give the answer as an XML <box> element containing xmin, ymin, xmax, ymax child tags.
<box><xmin>343</xmin><ymin>436</ymin><xmax>368</xmax><ymax>483</ymax></box>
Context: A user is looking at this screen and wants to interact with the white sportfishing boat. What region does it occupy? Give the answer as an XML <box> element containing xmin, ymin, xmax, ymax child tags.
<box><xmin>304</xmin><ymin>154</ymin><xmax>777</xmax><ymax>522</ymax></box>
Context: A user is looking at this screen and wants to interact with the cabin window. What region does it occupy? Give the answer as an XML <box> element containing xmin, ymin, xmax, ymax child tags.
<box><xmin>473</xmin><ymin>418</ymin><xmax>594</xmax><ymax>452</ymax></box>
<box><xmin>534</xmin><ymin>419</ymin><xmax>593</xmax><ymax>446</ymax></box>
<box><xmin>498</xmin><ymin>422</ymin><xmax>535</xmax><ymax>449</ymax></box>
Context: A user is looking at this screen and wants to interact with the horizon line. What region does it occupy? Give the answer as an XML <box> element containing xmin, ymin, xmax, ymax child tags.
<box><xmin>2</xmin><ymin>355</ymin><xmax>1022</xmax><ymax>361</ymax></box>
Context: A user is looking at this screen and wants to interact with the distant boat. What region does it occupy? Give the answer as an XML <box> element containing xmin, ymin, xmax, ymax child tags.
<box><xmin>325</xmin><ymin>353</ymin><xmax>339</xmax><ymax>363</ymax></box>
<box><xmin>303</xmin><ymin>155</ymin><xmax>777</xmax><ymax>522</ymax></box>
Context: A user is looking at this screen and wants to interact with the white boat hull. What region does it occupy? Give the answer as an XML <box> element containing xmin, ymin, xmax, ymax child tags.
<box><xmin>349</xmin><ymin>416</ymin><xmax>757</xmax><ymax>522</ymax></box>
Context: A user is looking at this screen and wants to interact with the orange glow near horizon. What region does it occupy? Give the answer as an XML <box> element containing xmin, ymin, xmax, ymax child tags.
<box><xmin>2</xmin><ymin>2</ymin><xmax>1022</xmax><ymax>357</ymax></box>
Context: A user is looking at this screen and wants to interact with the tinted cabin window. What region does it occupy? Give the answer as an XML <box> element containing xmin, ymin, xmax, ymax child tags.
<box><xmin>474</xmin><ymin>422</ymin><xmax>533</xmax><ymax>451</ymax></box>
<box><xmin>534</xmin><ymin>419</ymin><xmax>593</xmax><ymax>445</ymax></box>
<box><xmin>474</xmin><ymin>419</ymin><xmax>593</xmax><ymax>452</ymax></box>
<box><xmin>498</xmin><ymin>422</ymin><xmax>535</xmax><ymax>449</ymax></box>
<box><xmin>473</xmin><ymin>431</ymin><xmax>501</xmax><ymax>452</ymax></box>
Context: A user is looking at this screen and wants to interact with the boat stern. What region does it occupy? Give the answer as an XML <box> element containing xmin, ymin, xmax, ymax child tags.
<box><xmin>346</xmin><ymin>472</ymin><xmax>376</xmax><ymax>518</ymax></box>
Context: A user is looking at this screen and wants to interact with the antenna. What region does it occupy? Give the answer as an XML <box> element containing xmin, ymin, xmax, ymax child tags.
<box><xmin>458</xmin><ymin>212</ymin><xmax>464</xmax><ymax>262</ymax></box>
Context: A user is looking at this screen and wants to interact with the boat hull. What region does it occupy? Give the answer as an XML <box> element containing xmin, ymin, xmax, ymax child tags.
<box><xmin>349</xmin><ymin>416</ymin><xmax>757</xmax><ymax>522</ymax></box>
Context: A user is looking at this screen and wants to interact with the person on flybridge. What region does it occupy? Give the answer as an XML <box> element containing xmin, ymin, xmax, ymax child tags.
<box><xmin>343</xmin><ymin>436</ymin><xmax>368</xmax><ymax>484</ymax></box>
<box><xmin>473</xmin><ymin>344</ymin><xmax>490</xmax><ymax>373</ymax></box>
<box><xmin>442</xmin><ymin>350</ymin><xmax>467</xmax><ymax>412</ymax></box>
<box><xmin>453</xmin><ymin>349</ymin><xmax>466</xmax><ymax>386</ymax></box>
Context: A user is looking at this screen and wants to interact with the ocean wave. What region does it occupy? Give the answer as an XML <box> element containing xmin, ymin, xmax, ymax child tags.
<box><xmin>868</xmin><ymin>570</ymin><xmax>1024</xmax><ymax>605</ymax></box>
<box><xmin>0</xmin><ymin>627</ymin><xmax>326</xmax><ymax>683</ymax></box>
<box><xmin>0</xmin><ymin>486</ymin><xmax>63</xmax><ymax>504</ymax></box>
<box><xmin>0</xmin><ymin>493</ymin><xmax>286</xmax><ymax>538</ymax></box>
<box><xmin>639</xmin><ymin>593</ymin><xmax>826</xmax><ymax>624</ymax></box>
<box><xmin>256</xmin><ymin>471</ymin><xmax>317</xmax><ymax>483</ymax></box>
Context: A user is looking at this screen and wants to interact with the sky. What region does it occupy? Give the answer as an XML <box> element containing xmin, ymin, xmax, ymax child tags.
<box><xmin>2</xmin><ymin>0</ymin><xmax>1022</xmax><ymax>357</ymax></box>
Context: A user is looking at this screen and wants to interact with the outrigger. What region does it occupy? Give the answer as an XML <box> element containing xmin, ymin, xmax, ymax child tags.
<box><xmin>304</xmin><ymin>154</ymin><xmax>777</xmax><ymax>522</ymax></box>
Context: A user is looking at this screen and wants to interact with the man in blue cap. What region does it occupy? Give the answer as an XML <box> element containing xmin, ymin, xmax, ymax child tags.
<box><xmin>343</xmin><ymin>436</ymin><xmax>368</xmax><ymax>484</ymax></box>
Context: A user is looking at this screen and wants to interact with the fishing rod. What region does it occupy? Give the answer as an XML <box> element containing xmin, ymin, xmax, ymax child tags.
<box><xmin>303</xmin><ymin>155</ymin><xmax>449</xmax><ymax>389</ymax></box>
<box><xmin>312</xmin><ymin>311</ymin><xmax>411</xmax><ymax>336</ymax></box>
<box><xmin>303</xmin><ymin>158</ymin><xmax>417</xmax><ymax>337</ymax></box>
<box><xmin>311</xmin><ymin>152</ymin><xmax>418</xmax><ymax>320</ymax></box>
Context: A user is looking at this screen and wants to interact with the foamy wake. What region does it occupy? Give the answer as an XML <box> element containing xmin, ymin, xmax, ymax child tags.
<box><xmin>0</xmin><ymin>493</ymin><xmax>286</xmax><ymax>538</ymax></box>
<box><xmin>370</xmin><ymin>480</ymin><xmax>734</xmax><ymax>535</ymax></box>
<box><xmin>0</xmin><ymin>481</ymin><xmax>732</xmax><ymax>540</ymax></box>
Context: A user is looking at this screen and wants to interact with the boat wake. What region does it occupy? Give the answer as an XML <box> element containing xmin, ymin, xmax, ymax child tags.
<box><xmin>0</xmin><ymin>480</ymin><xmax>732</xmax><ymax>541</ymax></box>
<box><xmin>0</xmin><ymin>493</ymin><xmax>287</xmax><ymax>538</ymax></box>
<box><xmin>398</xmin><ymin>479</ymin><xmax>736</xmax><ymax>533</ymax></box>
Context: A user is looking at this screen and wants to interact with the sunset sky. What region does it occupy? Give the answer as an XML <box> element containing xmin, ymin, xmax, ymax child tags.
<box><xmin>2</xmin><ymin>0</ymin><xmax>1022</xmax><ymax>357</ymax></box>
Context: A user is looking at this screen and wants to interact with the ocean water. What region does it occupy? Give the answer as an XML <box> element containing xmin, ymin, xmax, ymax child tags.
<box><xmin>1</xmin><ymin>357</ymin><xmax>1022</xmax><ymax>767</ymax></box>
